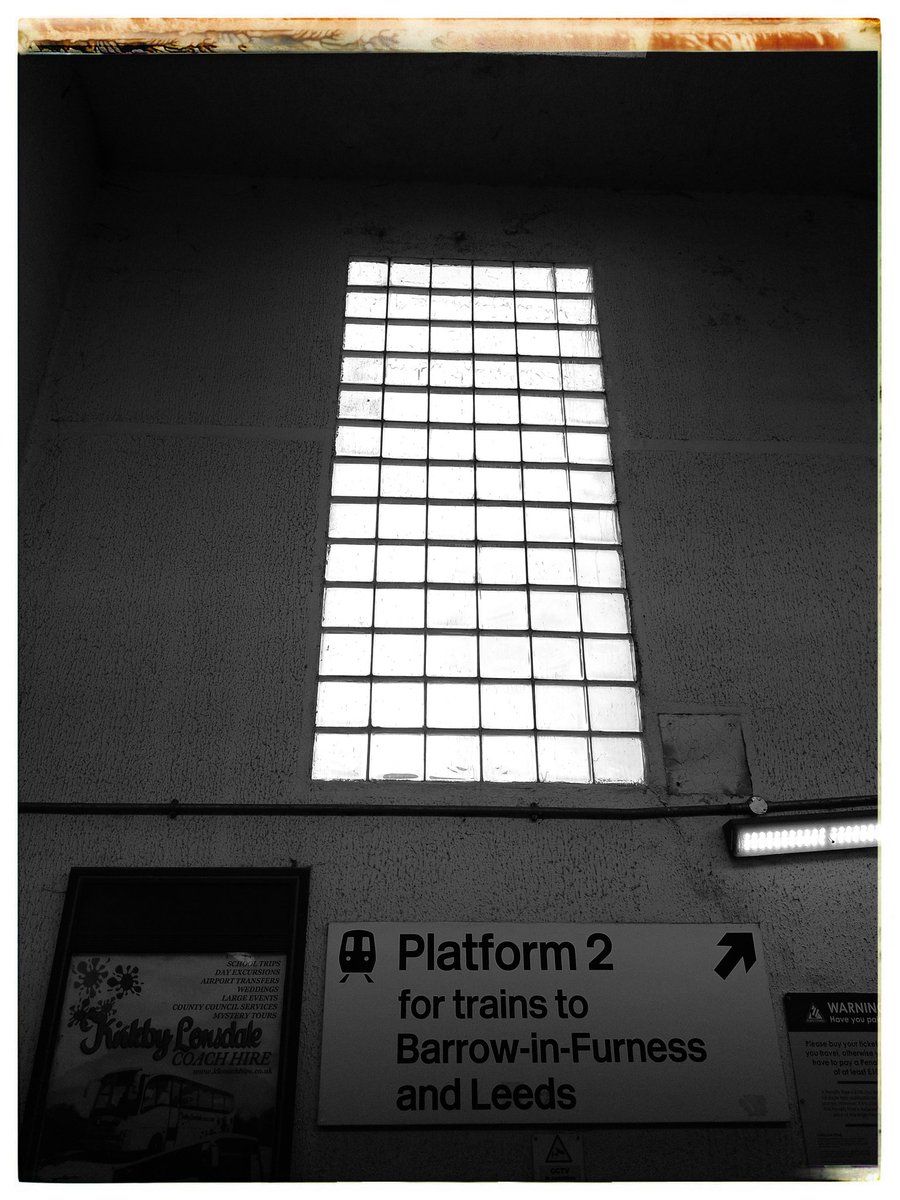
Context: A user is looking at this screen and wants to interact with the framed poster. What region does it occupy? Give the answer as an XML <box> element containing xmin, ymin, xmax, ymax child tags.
<box><xmin>21</xmin><ymin>869</ymin><xmax>309</xmax><ymax>1183</ymax></box>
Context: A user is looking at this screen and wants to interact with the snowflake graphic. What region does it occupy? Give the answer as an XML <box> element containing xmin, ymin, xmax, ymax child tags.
<box><xmin>72</xmin><ymin>957</ymin><xmax>109</xmax><ymax>999</ymax></box>
<box><xmin>107</xmin><ymin>963</ymin><xmax>142</xmax><ymax>1000</ymax></box>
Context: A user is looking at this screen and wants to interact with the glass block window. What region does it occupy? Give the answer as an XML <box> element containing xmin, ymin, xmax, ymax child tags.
<box><xmin>312</xmin><ymin>259</ymin><xmax>644</xmax><ymax>784</ymax></box>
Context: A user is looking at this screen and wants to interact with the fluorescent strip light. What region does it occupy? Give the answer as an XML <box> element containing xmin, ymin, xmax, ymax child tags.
<box><xmin>725</xmin><ymin>813</ymin><xmax>878</xmax><ymax>858</ymax></box>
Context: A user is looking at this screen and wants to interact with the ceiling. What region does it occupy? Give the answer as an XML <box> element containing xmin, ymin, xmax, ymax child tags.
<box><xmin>27</xmin><ymin>50</ymin><xmax>877</xmax><ymax>194</ymax></box>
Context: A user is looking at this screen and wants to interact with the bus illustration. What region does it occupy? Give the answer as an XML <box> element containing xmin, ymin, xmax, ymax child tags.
<box><xmin>339</xmin><ymin>929</ymin><xmax>375</xmax><ymax>982</ymax></box>
<box><xmin>84</xmin><ymin>1069</ymin><xmax>235</xmax><ymax>1159</ymax></box>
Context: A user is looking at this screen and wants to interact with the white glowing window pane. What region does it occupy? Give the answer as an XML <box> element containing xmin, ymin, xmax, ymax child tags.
<box><xmin>517</xmin><ymin>327</ymin><xmax>560</xmax><ymax>357</ymax></box>
<box><xmin>341</xmin><ymin>356</ymin><xmax>384</xmax><ymax>385</ymax></box>
<box><xmin>474</xmin><ymin>294</ymin><xmax>515</xmax><ymax>322</ymax></box>
<box><xmin>374</xmin><ymin>587</ymin><xmax>425</xmax><ymax>628</ymax></box>
<box><xmin>479</xmin><ymin>636</ymin><xmax>531</xmax><ymax>679</ymax></box>
<box><xmin>373</xmin><ymin>633</ymin><xmax>425</xmax><ymax>676</ymax></box>
<box><xmin>474</xmin><ymin>326</ymin><xmax>517</xmax><ymax>355</ymax></box>
<box><xmin>522</xmin><ymin>431</ymin><xmax>567</xmax><ymax>463</ymax></box>
<box><xmin>433</xmin><ymin>262</ymin><xmax>472</xmax><ymax>288</ymax></box>
<box><xmin>555</xmin><ymin>266</ymin><xmax>592</xmax><ymax>292</ymax></box>
<box><xmin>516</xmin><ymin>295</ymin><xmax>556</xmax><ymax>323</ymax></box>
<box><xmin>579</xmin><ymin>591</ymin><xmax>629</xmax><ymax>634</ymax></box>
<box><xmin>538</xmin><ymin>736</ymin><xmax>591</xmax><ymax>783</ymax></box>
<box><xmin>556</xmin><ymin>296</ymin><xmax>596</xmax><ymax>324</ymax></box>
<box><xmin>427</xmin><ymin>682</ymin><xmax>479</xmax><ymax>728</ymax></box>
<box><xmin>525</xmin><ymin>507</ymin><xmax>572</xmax><ymax>543</ymax></box>
<box><xmin>377</xmin><ymin>544</ymin><xmax>425</xmax><ymax>583</ymax></box>
<box><xmin>573</xmin><ymin>509</ymin><xmax>620</xmax><ymax>544</ymax></box>
<box><xmin>386</xmin><ymin>323</ymin><xmax>429</xmax><ymax>353</ymax></box>
<box><xmin>319</xmin><ymin>632</ymin><xmax>372</xmax><ymax>676</ymax></box>
<box><xmin>476</xmin><ymin>429</ymin><xmax>520</xmax><ymax>463</ymax></box>
<box><xmin>558</xmin><ymin>328</ymin><xmax>601</xmax><ymax>358</ymax></box>
<box><xmin>482</xmin><ymin>734</ymin><xmax>537</xmax><ymax>782</ymax></box>
<box><xmin>380</xmin><ymin>464</ymin><xmax>427</xmax><ymax>498</ymax></box>
<box><xmin>481</xmin><ymin>683</ymin><xmax>534</xmax><ymax>729</ymax></box>
<box><xmin>427</xmin><ymin>634</ymin><xmax>478</xmax><ymax>677</ymax></box>
<box><xmin>339</xmin><ymin>389</ymin><xmax>382</xmax><ymax>420</ymax></box>
<box><xmin>477</xmin><ymin>466</ymin><xmax>523</xmax><ymax>501</ymax></box>
<box><xmin>384</xmin><ymin>390</ymin><xmax>428</xmax><ymax>422</ymax></box>
<box><xmin>426</xmin><ymin>734</ymin><xmax>481</xmax><ymax>781</ymax></box>
<box><xmin>371</xmin><ymin>681</ymin><xmax>424</xmax><ymax>728</ymax></box>
<box><xmin>326</xmin><ymin>543</ymin><xmax>375</xmax><ymax>582</ymax></box>
<box><xmin>562</xmin><ymin>362</ymin><xmax>604</xmax><ymax>392</ymax></box>
<box><xmin>530</xmin><ymin>590</ymin><xmax>581</xmax><ymax>632</ymax></box>
<box><xmin>583</xmin><ymin>638</ymin><xmax>635</xmax><ymax>681</ymax></box>
<box><xmin>389</xmin><ymin>290</ymin><xmax>430</xmax><ymax>319</ymax></box>
<box><xmin>369</xmin><ymin>733</ymin><xmax>424</xmax><ymax>780</ymax></box>
<box><xmin>535</xmin><ymin>685</ymin><xmax>588</xmax><ymax>731</ymax></box>
<box><xmin>523</xmin><ymin>468</ymin><xmax>569</xmax><ymax>502</ymax></box>
<box><xmin>519</xmin><ymin>361</ymin><xmax>562</xmax><ymax>391</ymax></box>
<box><xmin>378</xmin><ymin>502</ymin><xmax>427</xmax><ymax>540</ymax></box>
<box><xmin>591</xmin><ymin>736</ymin><xmax>644</xmax><ymax>783</ymax></box>
<box><xmin>569</xmin><ymin>470</ymin><xmax>616</xmax><ymax>504</ymax></box>
<box><xmin>567</xmin><ymin>432</ymin><xmax>611</xmax><ymax>465</ymax></box>
<box><xmin>564</xmin><ymin>396</ymin><xmax>608</xmax><ymax>427</ymax></box>
<box><xmin>344</xmin><ymin>322</ymin><xmax>386</xmax><ymax>352</ymax></box>
<box><xmin>428</xmin><ymin>504</ymin><xmax>475</xmax><ymax>541</ymax></box>
<box><xmin>431</xmin><ymin>292</ymin><xmax>472</xmax><ymax>320</ymax></box>
<box><xmin>381</xmin><ymin>426</ymin><xmax>428</xmax><ymax>460</ymax></box>
<box><xmin>428</xmin><ymin>545</ymin><xmax>476</xmax><ymax>584</ymax></box>
<box><xmin>521</xmin><ymin>394</ymin><xmax>564</xmax><ymax>425</ymax></box>
<box><xmin>474</xmin><ymin>359</ymin><xmax>518</xmax><ymax>389</ymax></box>
<box><xmin>323</xmin><ymin>586</ymin><xmax>373</xmax><ymax>628</ymax></box>
<box><xmin>575</xmin><ymin>549</ymin><xmax>623</xmax><ymax>588</ymax></box>
<box><xmin>431</xmin><ymin>325</ymin><xmax>473</xmax><ymax>353</ymax></box>
<box><xmin>477</xmin><ymin>505</ymin><xmax>524</xmax><ymax>542</ymax></box>
<box><xmin>478</xmin><ymin>546</ymin><xmax>527</xmax><ymax>585</ymax></box>
<box><xmin>312</xmin><ymin>732</ymin><xmax>368</xmax><ymax>779</ymax></box>
<box><xmin>348</xmin><ymin>260</ymin><xmax>388</xmax><ymax>286</ymax></box>
<box><xmin>385</xmin><ymin>356</ymin><xmax>428</xmax><ymax>385</ymax></box>
<box><xmin>430</xmin><ymin>428</ymin><xmax>474</xmax><ymax>460</ymax></box>
<box><xmin>429</xmin><ymin>465</ymin><xmax>475</xmax><ymax>500</ymax></box>
<box><xmin>478</xmin><ymin>589</ymin><xmax>529</xmax><ymax>630</ymax></box>
<box><xmin>474</xmin><ymin>264</ymin><xmax>514</xmax><ymax>290</ymax></box>
<box><xmin>515</xmin><ymin>265</ymin><xmax>555</xmax><ymax>291</ymax></box>
<box><xmin>588</xmin><ymin>686</ymin><xmax>642</xmax><ymax>732</ymax></box>
<box><xmin>532</xmin><ymin>636</ymin><xmax>583</xmax><ymax>680</ymax></box>
<box><xmin>316</xmin><ymin>680</ymin><xmax>370</xmax><ymax>727</ymax></box>
<box><xmin>346</xmin><ymin>290</ymin><xmax>387</xmax><ymax>319</ymax></box>
<box><xmin>474</xmin><ymin>393</ymin><xmax>519</xmax><ymax>424</ymax></box>
<box><xmin>528</xmin><ymin>547</ymin><xmax>576</xmax><ymax>586</ymax></box>
<box><xmin>329</xmin><ymin>502</ymin><xmax>377</xmax><ymax>539</ymax></box>
<box><xmin>427</xmin><ymin>589</ymin><xmax>477</xmax><ymax>629</ymax></box>
<box><xmin>335</xmin><ymin>424</ymin><xmax>381</xmax><ymax>457</ymax></box>
<box><xmin>428</xmin><ymin>359</ymin><xmax>471</xmax><ymax>388</ymax></box>
<box><xmin>390</xmin><ymin>261</ymin><xmax>431</xmax><ymax>287</ymax></box>
<box><xmin>431</xmin><ymin>393</ymin><xmax>473</xmax><ymax>424</ymax></box>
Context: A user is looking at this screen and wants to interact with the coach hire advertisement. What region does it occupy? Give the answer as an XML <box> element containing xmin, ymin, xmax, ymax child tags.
<box><xmin>31</xmin><ymin>952</ymin><xmax>286</xmax><ymax>1182</ymax></box>
<box><xmin>318</xmin><ymin>923</ymin><xmax>790</xmax><ymax>1125</ymax></box>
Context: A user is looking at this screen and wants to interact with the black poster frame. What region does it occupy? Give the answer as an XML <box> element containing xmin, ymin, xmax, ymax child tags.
<box><xmin>21</xmin><ymin>867</ymin><xmax>310</xmax><ymax>1182</ymax></box>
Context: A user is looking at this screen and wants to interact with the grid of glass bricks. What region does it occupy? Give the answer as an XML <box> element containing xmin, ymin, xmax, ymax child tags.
<box><xmin>312</xmin><ymin>259</ymin><xmax>645</xmax><ymax>783</ymax></box>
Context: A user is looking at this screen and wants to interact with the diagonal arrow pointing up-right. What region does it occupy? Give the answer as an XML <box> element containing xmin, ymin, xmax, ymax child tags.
<box><xmin>715</xmin><ymin>931</ymin><xmax>757</xmax><ymax>979</ymax></box>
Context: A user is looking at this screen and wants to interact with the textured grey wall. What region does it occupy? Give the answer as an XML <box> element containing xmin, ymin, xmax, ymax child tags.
<box><xmin>19</xmin><ymin>171</ymin><xmax>876</xmax><ymax>1180</ymax></box>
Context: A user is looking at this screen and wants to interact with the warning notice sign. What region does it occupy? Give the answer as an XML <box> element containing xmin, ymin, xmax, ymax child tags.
<box><xmin>784</xmin><ymin>992</ymin><xmax>878</xmax><ymax>1168</ymax></box>
<box><xmin>317</xmin><ymin>923</ymin><xmax>789</xmax><ymax>1125</ymax></box>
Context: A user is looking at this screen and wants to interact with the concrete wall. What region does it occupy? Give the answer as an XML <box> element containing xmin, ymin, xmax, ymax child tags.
<box><xmin>19</xmin><ymin>171</ymin><xmax>877</xmax><ymax>1180</ymax></box>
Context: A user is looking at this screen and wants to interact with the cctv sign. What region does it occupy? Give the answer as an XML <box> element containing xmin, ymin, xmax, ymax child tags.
<box><xmin>318</xmin><ymin>923</ymin><xmax>789</xmax><ymax>1125</ymax></box>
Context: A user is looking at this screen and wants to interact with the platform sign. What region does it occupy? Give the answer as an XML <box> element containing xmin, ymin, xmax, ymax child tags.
<box><xmin>784</xmin><ymin>993</ymin><xmax>878</xmax><ymax>1168</ymax></box>
<box><xmin>318</xmin><ymin>923</ymin><xmax>789</xmax><ymax>1125</ymax></box>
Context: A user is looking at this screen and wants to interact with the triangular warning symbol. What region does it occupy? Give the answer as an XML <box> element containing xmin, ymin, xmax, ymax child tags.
<box><xmin>807</xmin><ymin>1004</ymin><xmax>825</xmax><ymax>1022</ymax></box>
<box><xmin>545</xmin><ymin>1135</ymin><xmax>573</xmax><ymax>1164</ymax></box>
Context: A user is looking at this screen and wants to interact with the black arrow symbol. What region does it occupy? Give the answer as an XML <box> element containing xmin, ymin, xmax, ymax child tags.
<box><xmin>715</xmin><ymin>932</ymin><xmax>757</xmax><ymax>979</ymax></box>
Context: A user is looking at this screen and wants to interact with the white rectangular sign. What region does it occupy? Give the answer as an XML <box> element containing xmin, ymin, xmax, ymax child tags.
<box><xmin>318</xmin><ymin>922</ymin><xmax>789</xmax><ymax>1125</ymax></box>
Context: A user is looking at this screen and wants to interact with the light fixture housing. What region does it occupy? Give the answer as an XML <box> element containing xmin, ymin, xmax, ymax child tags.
<box><xmin>725</xmin><ymin>811</ymin><xmax>878</xmax><ymax>858</ymax></box>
